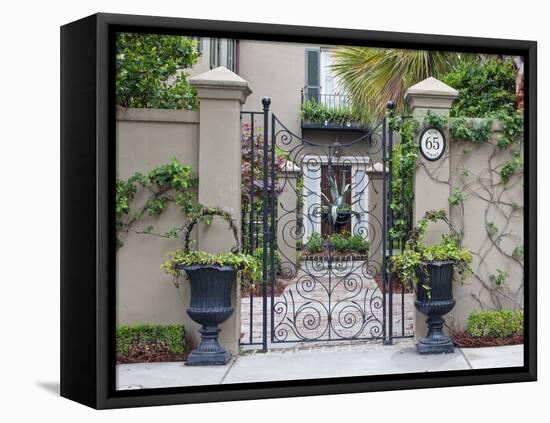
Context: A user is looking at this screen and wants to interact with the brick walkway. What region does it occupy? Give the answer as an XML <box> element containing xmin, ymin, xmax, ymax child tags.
<box><xmin>240</xmin><ymin>262</ymin><xmax>414</xmax><ymax>347</ymax></box>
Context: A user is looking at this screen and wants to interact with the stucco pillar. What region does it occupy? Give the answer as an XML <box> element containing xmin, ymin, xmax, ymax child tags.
<box><xmin>189</xmin><ymin>67</ymin><xmax>252</xmax><ymax>354</ymax></box>
<box><xmin>368</xmin><ymin>163</ymin><xmax>384</xmax><ymax>269</ymax></box>
<box><xmin>277</xmin><ymin>161</ymin><xmax>301</xmax><ymax>276</ymax></box>
<box><xmin>404</xmin><ymin>77</ymin><xmax>458</xmax><ymax>343</ymax></box>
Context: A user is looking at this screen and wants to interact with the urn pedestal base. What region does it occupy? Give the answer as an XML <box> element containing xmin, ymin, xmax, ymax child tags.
<box><xmin>416</xmin><ymin>314</ymin><xmax>454</xmax><ymax>354</ymax></box>
<box><xmin>414</xmin><ymin>261</ymin><xmax>456</xmax><ymax>355</ymax></box>
<box><xmin>417</xmin><ymin>338</ymin><xmax>454</xmax><ymax>354</ymax></box>
<box><xmin>186</xmin><ymin>324</ymin><xmax>231</xmax><ymax>366</ymax></box>
<box><xmin>415</xmin><ymin>311</ymin><xmax>455</xmax><ymax>354</ymax></box>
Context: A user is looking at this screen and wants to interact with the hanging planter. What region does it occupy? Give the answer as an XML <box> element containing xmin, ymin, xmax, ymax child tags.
<box><xmin>162</xmin><ymin>207</ymin><xmax>258</xmax><ymax>366</ymax></box>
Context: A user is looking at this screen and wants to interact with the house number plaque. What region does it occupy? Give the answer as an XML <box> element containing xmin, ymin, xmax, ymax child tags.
<box><xmin>419</xmin><ymin>127</ymin><xmax>446</xmax><ymax>161</ymax></box>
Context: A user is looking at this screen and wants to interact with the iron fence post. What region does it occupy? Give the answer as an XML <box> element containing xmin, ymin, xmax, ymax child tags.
<box><xmin>387</xmin><ymin>101</ymin><xmax>395</xmax><ymax>345</ymax></box>
<box><xmin>270</xmin><ymin>113</ymin><xmax>277</xmax><ymax>343</ymax></box>
<box><xmin>261</xmin><ymin>97</ymin><xmax>271</xmax><ymax>353</ymax></box>
<box><xmin>382</xmin><ymin>116</ymin><xmax>388</xmax><ymax>344</ymax></box>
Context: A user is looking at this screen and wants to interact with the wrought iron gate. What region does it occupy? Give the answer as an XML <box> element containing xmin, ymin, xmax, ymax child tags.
<box><xmin>240</xmin><ymin>98</ymin><xmax>413</xmax><ymax>350</ymax></box>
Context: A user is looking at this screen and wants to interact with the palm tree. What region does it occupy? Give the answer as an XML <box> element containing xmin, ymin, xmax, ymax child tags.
<box><xmin>331</xmin><ymin>48</ymin><xmax>467</xmax><ymax>120</ymax></box>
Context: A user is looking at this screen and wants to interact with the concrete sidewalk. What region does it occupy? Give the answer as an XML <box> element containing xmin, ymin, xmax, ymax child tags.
<box><xmin>116</xmin><ymin>341</ymin><xmax>523</xmax><ymax>390</ymax></box>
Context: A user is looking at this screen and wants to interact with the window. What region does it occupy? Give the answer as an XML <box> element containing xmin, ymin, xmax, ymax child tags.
<box><xmin>304</xmin><ymin>48</ymin><xmax>320</xmax><ymax>101</ymax></box>
<box><xmin>190</xmin><ymin>36</ymin><xmax>203</xmax><ymax>54</ymax></box>
<box><xmin>227</xmin><ymin>39</ymin><xmax>236</xmax><ymax>72</ymax></box>
<box><xmin>210</xmin><ymin>38</ymin><xmax>237</xmax><ymax>71</ymax></box>
<box><xmin>305</xmin><ymin>48</ymin><xmax>344</xmax><ymax>104</ymax></box>
<box><xmin>210</xmin><ymin>38</ymin><xmax>221</xmax><ymax>69</ymax></box>
<box><xmin>320</xmin><ymin>49</ymin><xmax>337</xmax><ymax>96</ymax></box>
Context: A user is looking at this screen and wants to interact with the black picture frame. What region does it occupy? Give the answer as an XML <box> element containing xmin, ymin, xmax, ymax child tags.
<box><xmin>60</xmin><ymin>12</ymin><xmax>537</xmax><ymax>409</ymax></box>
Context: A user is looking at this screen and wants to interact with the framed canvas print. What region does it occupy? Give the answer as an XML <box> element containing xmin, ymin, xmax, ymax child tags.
<box><xmin>60</xmin><ymin>13</ymin><xmax>537</xmax><ymax>409</ymax></box>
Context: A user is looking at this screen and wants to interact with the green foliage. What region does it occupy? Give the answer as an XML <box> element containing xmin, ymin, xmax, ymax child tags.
<box><xmin>466</xmin><ymin>309</ymin><xmax>523</xmax><ymax>337</ymax></box>
<box><xmin>390</xmin><ymin>209</ymin><xmax>472</xmax><ymax>288</ymax></box>
<box><xmin>444</xmin><ymin>58</ymin><xmax>517</xmax><ymax>118</ymax></box>
<box><xmin>490</xmin><ymin>269</ymin><xmax>510</xmax><ymax>288</ymax></box>
<box><xmin>423</xmin><ymin>110</ymin><xmax>448</xmax><ymax>129</ymax></box>
<box><xmin>448</xmin><ymin>187</ymin><xmax>464</xmax><ymax>207</ymax></box>
<box><xmin>443</xmin><ymin>60</ymin><xmax>523</xmax><ymax>186</ymax></box>
<box><xmin>450</xmin><ymin>117</ymin><xmax>493</xmax><ymax>144</ymax></box>
<box><xmin>116</xmin><ymin>324</ymin><xmax>186</xmax><ymax>356</ymax></box>
<box><xmin>493</xmin><ymin>111</ymin><xmax>523</xmax><ymax>183</ymax></box>
<box><xmin>320</xmin><ymin>173</ymin><xmax>360</xmax><ymax>226</ymax></box>
<box><xmin>162</xmin><ymin>250</ymin><xmax>260</xmax><ymax>282</ymax></box>
<box><xmin>116</xmin><ymin>33</ymin><xmax>199</xmax><ymax>109</ymax></box>
<box><xmin>116</xmin><ymin>158</ymin><xmax>199</xmax><ymax>248</ymax></box>
<box><xmin>500</xmin><ymin>150</ymin><xmax>523</xmax><ymax>183</ymax></box>
<box><xmin>252</xmin><ymin>246</ymin><xmax>281</xmax><ymax>280</ymax></box>
<box><xmin>486</xmin><ymin>221</ymin><xmax>499</xmax><ymax>237</ymax></box>
<box><xmin>512</xmin><ymin>245</ymin><xmax>524</xmax><ymax>260</ymax></box>
<box><xmin>332</xmin><ymin>47</ymin><xmax>464</xmax><ymax>119</ymax></box>
<box><xmin>495</xmin><ymin>110</ymin><xmax>524</xmax><ymax>150</ymax></box>
<box><xmin>346</xmin><ymin>233</ymin><xmax>370</xmax><ymax>254</ymax></box>
<box><xmin>330</xmin><ymin>232</ymin><xmax>350</xmax><ymax>252</ymax></box>
<box><xmin>304</xmin><ymin>232</ymin><xmax>369</xmax><ymax>254</ymax></box>
<box><xmin>389</xmin><ymin>117</ymin><xmax>420</xmax><ymax>243</ymax></box>
<box><xmin>300</xmin><ymin>99</ymin><xmax>366</xmax><ymax>126</ymax></box>
<box><xmin>304</xmin><ymin>233</ymin><xmax>323</xmax><ymax>253</ymax></box>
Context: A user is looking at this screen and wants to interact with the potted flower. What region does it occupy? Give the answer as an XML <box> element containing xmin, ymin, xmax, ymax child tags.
<box><xmin>390</xmin><ymin>209</ymin><xmax>472</xmax><ymax>354</ymax></box>
<box><xmin>162</xmin><ymin>207</ymin><xmax>258</xmax><ymax>365</ymax></box>
<box><xmin>321</xmin><ymin>174</ymin><xmax>360</xmax><ymax>233</ymax></box>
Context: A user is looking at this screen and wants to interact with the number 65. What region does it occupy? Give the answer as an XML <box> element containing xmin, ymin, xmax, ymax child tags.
<box><xmin>425</xmin><ymin>136</ymin><xmax>440</xmax><ymax>150</ymax></box>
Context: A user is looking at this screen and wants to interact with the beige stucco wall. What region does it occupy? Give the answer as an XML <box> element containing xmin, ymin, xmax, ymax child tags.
<box><xmin>449</xmin><ymin>121</ymin><xmax>524</xmax><ymax>328</ymax></box>
<box><xmin>412</xmin><ymin>118</ymin><xmax>524</xmax><ymax>331</ymax></box>
<box><xmin>116</xmin><ymin>107</ymin><xmax>203</xmax><ymax>348</ymax></box>
<box><xmin>116</xmin><ymin>65</ymin><xmax>251</xmax><ymax>356</ymax></box>
<box><xmin>239</xmin><ymin>40</ymin><xmax>326</xmax><ymax>136</ymax></box>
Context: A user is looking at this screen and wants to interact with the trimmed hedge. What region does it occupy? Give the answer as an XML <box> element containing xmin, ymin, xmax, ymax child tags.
<box><xmin>116</xmin><ymin>324</ymin><xmax>186</xmax><ymax>357</ymax></box>
<box><xmin>304</xmin><ymin>232</ymin><xmax>369</xmax><ymax>254</ymax></box>
<box><xmin>466</xmin><ymin>310</ymin><xmax>523</xmax><ymax>338</ymax></box>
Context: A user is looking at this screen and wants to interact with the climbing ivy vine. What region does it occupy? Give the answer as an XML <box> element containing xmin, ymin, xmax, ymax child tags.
<box><xmin>388</xmin><ymin>109</ymin><xmax>524</xmax><ymax>311</ymax></box>
<box><xmin>388</xmin><ymin>116</ymin><xmax>419</xmax><ymax>244</ymax></box>
<box><xmin>116</xmin><ymin>158</ymin><xmax>200</xmax><ymax>249</ymax></box>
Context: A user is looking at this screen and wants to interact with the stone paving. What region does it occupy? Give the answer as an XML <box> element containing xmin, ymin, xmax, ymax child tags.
<box><xmin>116</xmin><ymin>342</ymin><xmax>524</xmax><ymax>390</ymax></box>
<box><xmin>240</xmin><ymin>261</ymin><xmax>414</xmax><ymax>346</ymax></box>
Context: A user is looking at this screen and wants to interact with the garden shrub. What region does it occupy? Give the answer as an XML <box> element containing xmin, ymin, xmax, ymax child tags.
<box><xmin>466</xmin><ymin>309</ymin><xmax>523</xmax><ymax>338</ymax></box>
<box><xmin>443</xmin><ymin>58</ymin><xmax>517</xmax><ymax>118</ymax></box>
<box><xmin>116</xmin><ymin>324</ymin><xmax>186</xmax><ymax>359</ymax></box>
<box><xmin>252</xmin><ymin>246</ymin><xmax>282</xmax><ymax>276</ymax></box>
<box><xmin>330</xmin><ymin>232</ymin><xmax>349</xmax><ymax>252</ymax></box>
<box><xmin>303</xmin><ymin>232</ymin><xmax>369</xmax><ymax>254</ymax></box>
<box><xmin>116</xmin><ymin>33</ymin><xmax>200</xmax><ymax>109</ymax></box>
<box><xmin>299</xmin><ymin>99</ymin><xmax>366</xmax><ymax>126</ymax></box>
<box><xmin>304</xmin><ymin>233</ymin><xmax>323</xmax><ymax>253</ymax></box>
<box><xmin>347</xmin><ymin>234</ymin><xmax>370</xmax><ymax>254</ymax></box>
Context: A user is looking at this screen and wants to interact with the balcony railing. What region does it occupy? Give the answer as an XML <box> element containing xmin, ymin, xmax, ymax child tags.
<box><xmin>300</xmin><ymin>90</ymin><xmax>368</xmax><ymax>132</ymax></box>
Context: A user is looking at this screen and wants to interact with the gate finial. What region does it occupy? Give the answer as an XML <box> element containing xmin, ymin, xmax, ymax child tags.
<box><xmin>262</xmin><ymin>97</ymin><xmax>271</xmax><ymax>110</ymax></box>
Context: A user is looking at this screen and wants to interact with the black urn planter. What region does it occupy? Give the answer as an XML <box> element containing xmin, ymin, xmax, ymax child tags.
<box><xmin>324</xmin><ymin>210</ymin><xmax>352</xmax><ymax>232</ymax></box>
<box><xmin>177</xmin><ymin>264</ymin><xmax>236</xmax><ymax>366</ymax></box>
<box><xmin>414</xmin><ymin>260</ymin><xmax>456</xmax><ymax>354</ymax></box>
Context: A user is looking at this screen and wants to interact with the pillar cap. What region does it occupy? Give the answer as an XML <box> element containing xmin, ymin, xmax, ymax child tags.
<box><xmin>405</xmin><ymin>77</ymin><xmax>458</xmax><ymax>98</ymax></box>
<box><xmin>404</xmin><ymin>77</ymin><xmax>458</xmax><ymax>114</ymax></box>
<box><xmin>189</xmin><ymin>66</ymin><xmax>252</xmax><ymax>103</ymax></box>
